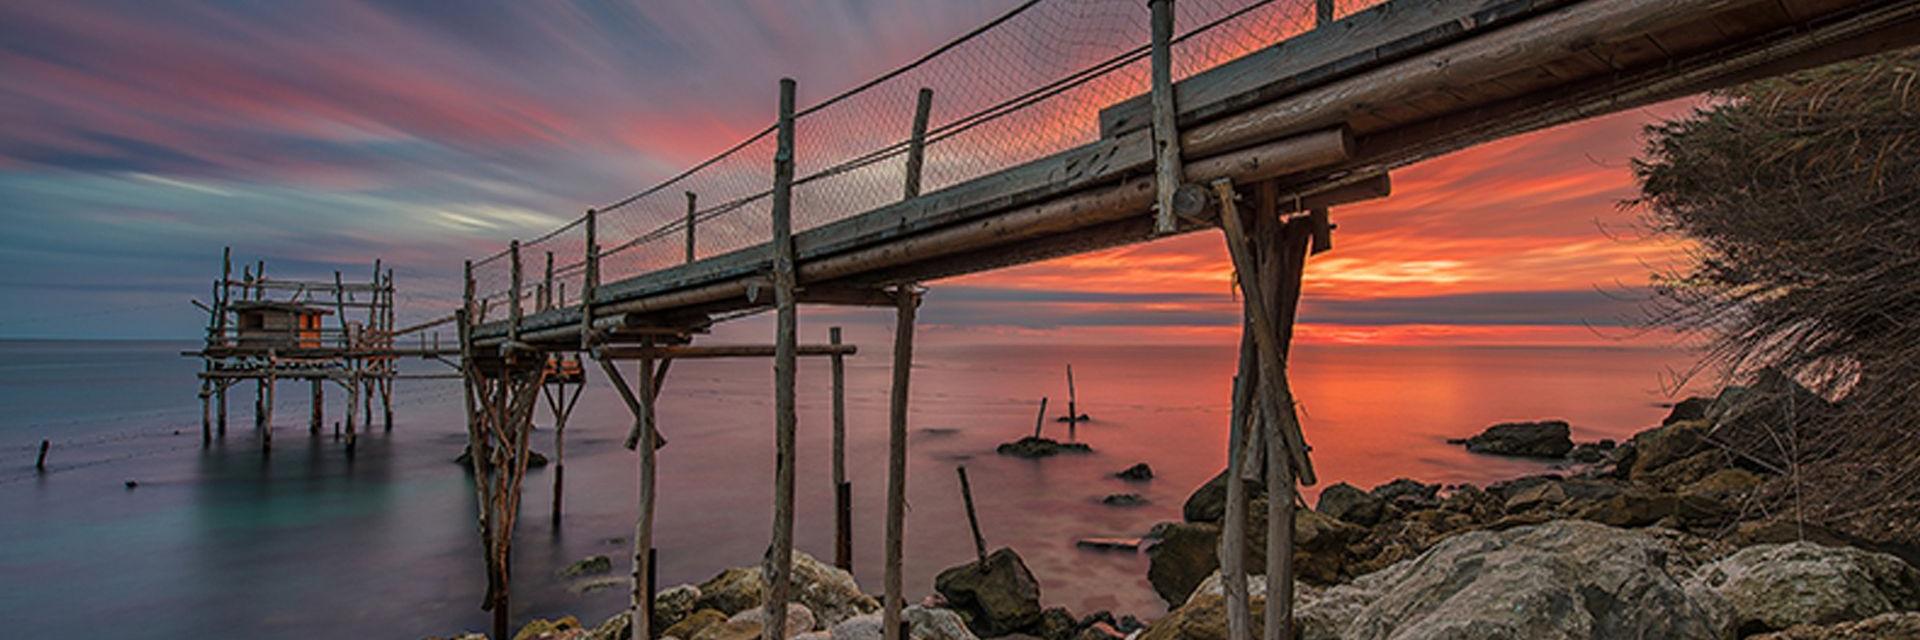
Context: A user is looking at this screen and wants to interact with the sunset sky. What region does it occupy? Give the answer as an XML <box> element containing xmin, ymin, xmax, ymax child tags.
<box><xmin>0</xmin><ymin>0</ymin><xmax>1694</xmax><ymax>346</ymax></box>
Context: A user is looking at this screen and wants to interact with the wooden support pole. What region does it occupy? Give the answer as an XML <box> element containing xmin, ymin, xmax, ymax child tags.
<box><xmin>765</xmin><ymin>76</ymin><xmax>800</xmax><ymax>640</ymax></box>
<box><xmin>630</xmin><ymin>349</ymin><xmax>658</xmax><ymax>640</ymax></box>
<box><xmin>1309</xmin><ymin>0</ymin><xmax>1335</xmax><ymax>254</ymax></box>
<box><xmin>831</xmin><ymin>326</ymin><xmax>852</xmax><ymax>571</ymax></box>
<box><xmin>346</xmin><ymin>372</ymin><xmax>359</xmax><ymax>453</ymax></box>
<box><xmin>1221</xmin><ymin>327</ymin><xmax>1256</xmax><ymax>640</ymax></box>
<box><xmin>581</xmin><ymin>209</ymin><xmax>598</xmax><ymax>350</ymax></box>
<box><xmin>883</xmin><ymin>285</ymin><xmax>918</xmax><ymax>640</ymax></box>
<box><xmin>905</xmin><ymin>88</ymin><xmax>933</xmax><ymax>199</ymax></box>
<box><xmin>543</xmin><ymin>251</ymin><xmax>555</xmax><ymax>312</ymax></box>
<box><xmin>510</xmin><ymin>239</ymin><xmax>523</xmax><ymax>343</ymax></box>
<box><xmin>957</xmin><ymin>466</ymin><xmax>986</xmax><ymax>564</ymax></box>
<box><xmin>1149</xmin><ymin>0</ymin><xmax>1184</xmax><ymax>235</ymax></box>
<box><xmin>36</xmin><ymin>440</ymin><xmax>48</xmax><ymax>472</ymax></box>
<box><xmin>263</xmin><ymin>352</ymin><xmax>276</xmax><ymax>453</ymax></box>
<box><xmin>1210</xmin><ymin>180</ymin><xmax>1315</xmax><ymax>486</ymax></box>
<box><xmin>217</xmin><ymin>383</ymin><xmax>228</xmax><ymax>437</ymax></box>
<box><xmin>1033</xmin><ymin>397</ymin><xmax>1048</xmax><ymax>439</ymax></box>
<box><xmin>685</xmin><ymin>192</ymin><xmax>698</xmax><ymax>264</ymax></box>
<box><xmin>1066</xmin><ymin>364</ymin><xmax>1079</xmax><ymax>441</ymax></box>
<box><xmin>201</xmin><ymin>384</ymin><xmax>212</xmax><ymax>444</ymax></box>
<box><xmin>311</xmin><ymin>379</ymin><xmax>324</xmax><ymax>435</ymax></box>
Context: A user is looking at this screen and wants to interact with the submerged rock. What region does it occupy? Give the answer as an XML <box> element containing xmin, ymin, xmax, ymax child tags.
<box><xmin>1101</xmin><ymin>493</ymin><xmax>1147</xmax><ymax>507</ymax></box>
<box><xmin>934</xmin><ymin>547</ymin><xmax>1043</xmax><ymax>637</ymax></box>
<box><xmin>559</xmin><ymin>554</ymin><xmax>612</xmax><ymax>578</ymax></box>
<box><xmin>1450</xmin><ymin>419</ymin><xmax>1574</xmax><ymax>458</ymax></box>
<box><xmin>995</xmin><ymin>436</ymin><xmax>1092</xmax><ymax>459</ymax></box>
<box><xmin>1687</xmin><ymin>541</ymin><xmax>1920</xmax><ymax>635</ymax></box>
<box><xmin>454</xmin><ymin>445</ymin><xmax>549</xmax><ymax>468</ymax></box>
<box><xmin>1074</xmin><ymin>537</ymin><xmax>1142</xmax><ymax>552</ymax></box>
<box><xmin>1114</xmin><ymin>463</ymin><xmax>1154</xmax><ymax>481</ymax></box>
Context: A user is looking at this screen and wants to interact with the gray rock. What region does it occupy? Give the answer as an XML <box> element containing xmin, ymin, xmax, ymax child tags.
<box><xmin>1114</xmin><ymin>463</ymin><xmax>1154</xmax><ymax>481</ymax></box>
<box><xmin>934</xmin><ymin>547</ymin><xmax>1043</xmax><ymax>637</ymax></box>
<box><xmin>723</xmin><ymin>604</ymin><xmax>816</xmax><ymax>640</ymax></box>
<box><xmin>1452</xmin><ymin>419</ymin><xmax>1574</xmax><ymax>458</ymax></box>
<box><xmin>656</xmin><ymin>584</ymin><xmax>703</xmax><ymax>631</ymax></box>
<box><xmin>1296</xmin><ymin>520</ymin><xmax>1735</xmax><ymax>640</ymax></box>
<box><xmin>1687</xmin><ymin>542</ymin><xmax>1920</xmax><ymax>634</ymax></box>
<box><xmin>1748</xmin><ymin>612</ymin><xmax>1920</xmax><ymax>639</ymax></box>
<box><xmin>829</xmin><ymin>607</ymin><xmax>979</xmax><ymax>640</ymax></box>
<box><xmin>1664</xmin><ymin>396</ymin><xmax>1714</xmax><ymax>425</ymax></box>
<box><xmin>1314</xmin><ymin>482</ymin><xmax>1384</xmax><ymax>526</ymax></box>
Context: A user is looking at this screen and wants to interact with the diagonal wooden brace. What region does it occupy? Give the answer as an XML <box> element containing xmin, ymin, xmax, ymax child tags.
<box><xmin>598</xmin><ymin>356</ymin><xmax>671</xmax><ymax>451</ymax></box>
<box><xmin>1211</xmin><ymin>178</ymin><xmax>1317</xmax><ymax>487</ymax></box>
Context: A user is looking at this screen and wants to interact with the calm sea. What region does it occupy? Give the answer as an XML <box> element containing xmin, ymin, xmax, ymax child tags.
<box><xmin>0</xmin><ymin>338</ymin><xmax>1695</xmax><ymax>638</ymax></box>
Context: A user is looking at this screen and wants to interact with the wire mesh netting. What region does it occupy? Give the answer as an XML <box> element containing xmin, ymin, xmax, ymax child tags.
<box><xmin>467</xmin><ymin>0</ymin><xmax>1367</xmax><ymax>325</ymax></box>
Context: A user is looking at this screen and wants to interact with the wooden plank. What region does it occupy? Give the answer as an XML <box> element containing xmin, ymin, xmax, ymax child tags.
<box><xmin>1099</xmin><ymin>0</ymin><xmax>1573</xmax><ymax>137</ymax></box>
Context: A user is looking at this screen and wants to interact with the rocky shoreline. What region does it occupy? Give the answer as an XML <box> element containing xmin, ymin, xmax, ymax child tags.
<box><xmin>438</xmin><ymin>379</ymin><xmax>1920</xmax><ymax>640</ymax></box>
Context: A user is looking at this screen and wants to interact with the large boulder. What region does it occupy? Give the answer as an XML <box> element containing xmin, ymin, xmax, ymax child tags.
<box><xmin>1294</xmin><ymin>520</ymin><xmax>1735</xmax><ymax>639</ymax></box>
<box><xmin>1147</xmin><ymin>501</ymin><xmax>1365</xmax><ymax>606</ymax></box>
<box><xmin>1451</xmin><ymin>420</ymin><xmax>1574</xmax><ymax>458</ymax></box>
<box><xmin>656</xmin><ymin>584</ymin><xmax>703</xmax><ymax>631</ymax></box>
<box><xmin>664</xmin><ymin>609</ymin><xmax>730</xmax><ymax>640</ymax></box>
<box><xmin>1686</xmin><ymin>542</ymin><xmax>1920</xmax><ymax>635</ymax></box>
<box><xmin>1183</xmin><ymin>469</ymin><xmax>1262</xmax><ymax>523</ymax></box>
<box><xmin>1573</xmin><ymin>489</ymin><xmax>1729</xmax><ymax>530</ymax></box>
<box><xmin>1664</xmin><ymin>396</ymin><xmax>1715</xmax><ymax>425</ymax></box>
<box><xmin>513</xmin><ymin>616</ymin><xmax>582</xmax><ymax>640</ymax></box>
<box><xmin>714</xmin><ymin>604</ymin><xmax>816</xmax><ymax>640</ymax></box>
<box><xmin>933</xmin><ymin>547</ymin><xmax>1043</xmax><ymax>637</ymax></box>
<box><xmin>1748</xmin><ymin>612</ymin><xmax>1920</xmax><ymax>639</ymax></box>
<box><xmin>1147</xmin><ymin>522</ymin><xmax>1226</xmax><ymax>606</ymax></box>
<box><xmin>694</xmin><ymin>551</ymin><xmax>878</xmax><ymax>628</ymax></box>
<box><xmin>1315</xmin><ymin>482</ymin><xmax>1384</xmax><ymax>526</ymax></box>
<box><xmin>828</xmin><ymin>606</ymin><xmax>980</xmax><ymax>640</ymax></box>
<box><xmin>1628</xmin><ymin>420</ymin><xmax>1711</xmax><ymax>480</ymax></box>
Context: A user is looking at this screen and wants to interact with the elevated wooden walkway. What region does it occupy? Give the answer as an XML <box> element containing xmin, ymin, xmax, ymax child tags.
<box><xmin>470</xmin><ymin>0</ymin><xmax>1920</xmax><ymax>350</ymax></box>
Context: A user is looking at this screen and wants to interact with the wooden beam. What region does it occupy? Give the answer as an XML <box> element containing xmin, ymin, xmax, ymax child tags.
<box><xmin>798</xmin><ymin>285</ymin><xmax>899</xmax><ymax>307</ymax></box>
<box><xmin>595</xmin><ymin>344</ymin><xmax>855</xmax><ymax>360</ymax></box>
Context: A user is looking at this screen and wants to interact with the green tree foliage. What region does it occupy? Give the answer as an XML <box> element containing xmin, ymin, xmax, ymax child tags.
<box><xmin>1632</xmin><ymin>49</ymin><xmax>1919</xmax><ymax>540</ymax></box>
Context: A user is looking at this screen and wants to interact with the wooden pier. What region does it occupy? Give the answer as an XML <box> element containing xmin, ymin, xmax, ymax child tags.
<box><xmin>169</xmin><ymin>0</ymin><xmax>1920</xmax><ymax>638</ymax></box>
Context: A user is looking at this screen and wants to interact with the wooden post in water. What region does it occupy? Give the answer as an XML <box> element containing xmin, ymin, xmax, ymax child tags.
<box><xmin>1221</xmin><ymin>327</ymin><xmax>1256</xmax><ymax>640</ymax></box>
<box><xmin>311</xmin><ymin>379</ymin><xmax>324</xmax><ymax>435</ymax></box>
<box><xmin>36</xmin><ymin>440</ymin><xmax>48</xmax><ymax>472</ymax></box>
<box><xmin>764</xmin><ymin>77</ymin><xmax>801</xmax><ymax>640</ymax></box>
<box><xmin>217</xmin><ymin>382</ymin><xmax>228</xmax><ymax>437</ymax></box>
<box><xmin>630</xmin><ymin>349</ymin><xmax>658</xmax><ymax>640</ymax></box>
<box><xmin>685</xmin><ymin>192</ymin><xmax>698</xmax><ymax>264</ymax></box>
<box><xmin>1032</xmin><ymin>397</ymin><xmax>1048</xmax><ymax>439</ymax></box>
<box><xmin>262</xmin><ymin>350</ymin><xmax>276</xmax><ymax>452</ymax></box>
<box><xmin>958</xmin><ymin>466</ymin><xmax>987</xmax><ymax>563</ymax></box>
<box><xmin>883</xmin><ymin>285</ymin><xmax>917</xmax><ymax>640</ymax></box>
<box><xmin>1149</xmin><ymin>0</ymin><xmax>1184</xmax><ymax>235</ymax></box>
<box><xmin>831</xmin><ymin>326</ymin><xmax>852</xmax><ymax>571</ymax></box>
<box><xmin>1066</xmin><ymin>365</ymin><xmax>1078</xmax><ymax>441</ymax></box>
<box><xmin>884</xmin><ymin>87</ymin><xmax>932</xmax><ymax>640</ymax></box>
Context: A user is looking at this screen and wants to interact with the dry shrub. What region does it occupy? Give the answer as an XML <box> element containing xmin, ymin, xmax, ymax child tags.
<box><xmin>1632</xmin><ymin>48</ymin><xmax>1920</xmax><ymax>545</ymax></box>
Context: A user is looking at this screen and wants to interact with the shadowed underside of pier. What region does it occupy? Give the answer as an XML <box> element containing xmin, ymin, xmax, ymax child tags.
<box><xmin>468</xmin><ymin>0</ymin><xmax>1920</xmax><ymax>350</ymax></box>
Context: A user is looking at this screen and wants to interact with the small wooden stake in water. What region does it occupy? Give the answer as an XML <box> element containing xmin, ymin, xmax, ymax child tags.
<box><xmin>1033</xmin><ymin>397</ymin><xmax>1049</xmax><ymax>439</ymax></box>
<box><xmin>1066</xmin><ymin>365</ymin><xmax>1079</xmax><ymax>441</ymax></box>
<box><xmin>957</xmin><ymin>466</ymin><xmax>986</xmax><ymax>564</ymax></box>
<box><xmin>36</xmin><ymin>439</ymin><xmax>49</xmax><ymax>472</ymax></box>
